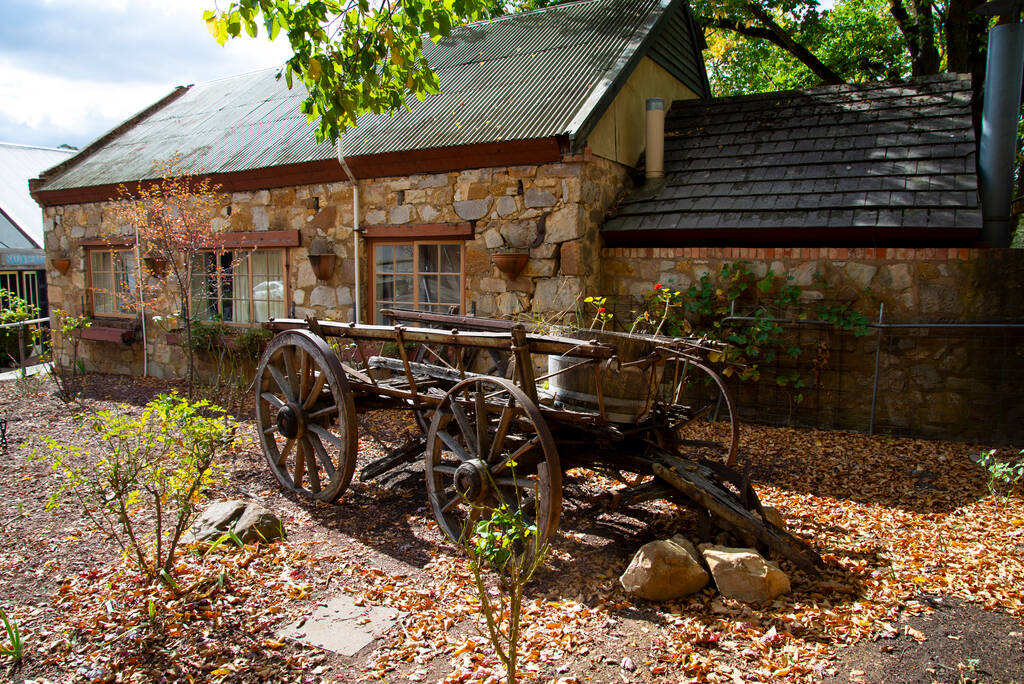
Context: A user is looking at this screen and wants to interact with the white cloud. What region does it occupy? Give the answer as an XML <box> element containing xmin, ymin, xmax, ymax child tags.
<box><xmin>1</xmin><ymin>0</ymin><xmax>293</xmax><ymax>147</ymax></box>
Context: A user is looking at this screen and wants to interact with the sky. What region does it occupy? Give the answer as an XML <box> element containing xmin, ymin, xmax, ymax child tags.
<box><xmin>0</xmin><ymin>0</ymin><xmax>292</xmax><ymax>150</ymax></box>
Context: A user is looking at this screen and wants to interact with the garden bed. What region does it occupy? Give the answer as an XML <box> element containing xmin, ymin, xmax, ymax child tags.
<box><xmin>1</xmin><ymin>373</ymin><xmax>1022</xmax><ymax>682</ymax></box>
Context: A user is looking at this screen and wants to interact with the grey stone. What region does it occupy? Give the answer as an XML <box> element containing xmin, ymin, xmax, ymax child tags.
<box><xmin>499</xmin><ymin>220</ymin><xmax>537</xmax><ymax>249</ymax></box>
<box><xmin>532</xmin><ymin>277</ymin><xmax>580</xmax><ymax>313</ymax></box>
<box><xmin>415</xmin><ymin>173</ymin><xmax>449</xmax><ymax>189</ymax></box>
<box><xmin>496</xmin><ymin>195</ymin><xmax>519</xmax><ymax>217</ymax></box>
<box><xmin>364</xmin><ymin>209</ymin><xmax>386</xmax><ymax>224</ymax></box>
<box><xmin>186</xmin><ymin>500</ymin><xmax>285</xmax><ymax>544</ymax></box>
<box><xmin>278</xmin><ymin>594</ymin><xmax>398</xmax><ymax>656</ymax></box>
<box><xmin>293</xmin><ymin>289</ymin><xmax>305</xmax><ymax>305</ymax></box>
<box><xmin>701</xmin><ymin>545</ymin><xmax>790</xmax><ymax>603</ymax></box>
<box><xmin>70</xmin><ymin>225</ymin><xmax>86</xmax><ymax>239</ymax></box>
<box><xmin>496</xmin><ymin>292</ymin><xmax>524</xmax><ymax>315</ymax></box>
<box><xmin>845</xmin><ymin>262</ymin><xmax>878</xmax><ymax>290</ymax></box>
<box><xmin>619</xmin><ymin>539</ymin><xmax>709</xmax><ymax>600</ymax></box>
<box><xmin>252</xmin><ymin>206</ymin><xmax>270</xmax><ymax>231</ymax></box>
<box><xmin>483</xmin><ymin>229</ymin><xmax>505</xmax><ymax>250</ymax></box>
<box><xmin>419</xmin><ymin>204</ymin><xmax>441</xmax><ymax>222</ymax></box>
<box><xmin>791</xmin><ymin>261</ymin><xmax>819</xmax><ymax>287</ymax></box>
<box><xmin>524</xmin><ymin>187</ymin><xmax>557</xmax><ymax>208</ymax></box>
<box><xmin>454</xmin><ymin>199</ymin><xmax>491</xmax><ymax>221</ymax></box>
<box><xmin>389</xmin><ymin>204</ymin><xmax>412</xmax><ymax>224</ymax></box>
<box><xmin>544</xmin><ymin>205</ymin><xmax>580</xmax><ymax>243</ymax></box>
<box><xmin>310</xmin><ymin>285</ymin><xmax>338</xmax><ymax>308</ymax></box>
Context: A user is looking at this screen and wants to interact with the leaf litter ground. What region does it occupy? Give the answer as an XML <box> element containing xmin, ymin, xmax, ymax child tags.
<box><xmin>1</xmin><ymin>373</ymin><xmax>1022</xmax><ymax>683</ymax></box>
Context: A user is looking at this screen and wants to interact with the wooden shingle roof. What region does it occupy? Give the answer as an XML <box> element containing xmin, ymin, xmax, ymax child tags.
<box><xmin>603</xmin><ymin>74</ymin><xmax>982</xmax><ymax>246</ymax></box>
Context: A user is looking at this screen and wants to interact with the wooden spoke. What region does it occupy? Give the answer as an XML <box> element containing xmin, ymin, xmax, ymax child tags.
<box><xmin>450</xmin><ymin>402</ymin><xmax>478</xmax><ymax>456</ymax></box>
<box><xmin>308</xmin><ymin>405</ymin><xmax>339</xmax><ymax>421</ymax></box>
<box><xmin>255</xmin><ymin>329</ymin><xmax>358</xmax><ymax>503</ymax></box>
<box><xmin>266</xmin><ymin>362</ymin><xmax>296</xmax><ymax>404</ymax></box>
<box><xmin>261</xmin><ymin>392</ymin><xmax>285</xmax><ymax>410</ymax></box>
<box><xmin>293</xmin><ymin>438</ymin><xmax>306</xmax><ymax>489</ymax></box>
<box><xmin>302</xmin><ymin>371</ymin><xmax>327</xmax><ymax>410</ymax></box>
<box><xmin>425</xmin><ymin>376</ymin><xmax>561</xmax><ymax>561</ymax></box>
<box><xmin>435</xmin><ymin>428</ymin><xmax>472</xmax><ymax>463</ymax></box>
<box><xmin>306</xmin><ymin>432</ymin><xmax>336</xmax><ymax>478</ymax></box>
<box><xmin>488</xmin><ymin>400</ymin><xmax>515</xmax><ymax>463</ymax></box>
<box><xmin>303</xmin><ymin>436</ymin><xmax>321</xmax><ymax>494</ymax></box>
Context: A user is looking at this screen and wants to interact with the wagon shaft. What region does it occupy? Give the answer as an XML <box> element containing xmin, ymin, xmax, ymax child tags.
<box><xmin>650</xmin><ymin>451</ymin><xmax>822</xmax><ymax>574</ymax></box>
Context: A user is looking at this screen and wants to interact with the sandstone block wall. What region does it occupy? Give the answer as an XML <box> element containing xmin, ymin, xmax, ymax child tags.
<box><xmin>599</xmin><ymin>246</ymin><xmax>1024</xmax><ymax>442</ymax></box>
<box><xmin>42</xmin><ymin>152</ymin><xmax>631</xmax><ymax>380</ymax></box>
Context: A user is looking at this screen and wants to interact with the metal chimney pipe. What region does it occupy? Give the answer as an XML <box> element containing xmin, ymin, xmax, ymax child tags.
<box><xmin>978</xmin><ymin>17</ymin><xmax>1024</xmax><ymax>247</ymax></box>
<box><xmin>645</xmin><ymin>98</ymin><xmax>665</xmax><ymax>181</ymax></box>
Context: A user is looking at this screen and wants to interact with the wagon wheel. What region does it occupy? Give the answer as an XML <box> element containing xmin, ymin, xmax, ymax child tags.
<box><xmin>425</xmin><ymin>376</ymin><xmax>561</xmax><ymax>558</ymax></box>
<box><xmin>255</xmin><ymin>329</ymin><xmax>358</xmax><ymax>503</ymax></box>
<box><xmin>412</xmin><ymin>342</ymin><xmax>510</xmax><ymax>433</ymax></box>
<box><xmin>661</xmin><ymin>357</ymin><xmax>741</xmax><ymax>469</ymax></box>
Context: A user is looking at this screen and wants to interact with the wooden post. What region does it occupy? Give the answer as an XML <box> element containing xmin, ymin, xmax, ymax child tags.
<box><xmin>510</xmin><ymin>325</ymin><xmax>538</xmax><ymax>405</ymax></box>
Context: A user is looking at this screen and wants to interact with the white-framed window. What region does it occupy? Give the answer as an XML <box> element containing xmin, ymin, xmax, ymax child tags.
<box><xmin>372</xmin><ymin>240</ymin><xmax>464</xmax><ymax>323</ymax></box>
<box><xmin>88</xmin><ymin>248</ymin><xmax>137</xmax><ymax>317</ymax></box>
<box><xmin>190</xmin><ymin>249</ymin><xmax>287</xmax><ymax>324</ymax></box>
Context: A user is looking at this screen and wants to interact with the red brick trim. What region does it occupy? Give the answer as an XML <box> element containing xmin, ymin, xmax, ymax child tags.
<box><xmin>599</xmin><ymin>247</ymin><xmax>985</xmax><ymax>261</ymax></box>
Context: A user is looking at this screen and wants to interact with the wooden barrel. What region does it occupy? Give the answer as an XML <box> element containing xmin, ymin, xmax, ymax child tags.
<box><xmin>547</xmin><ymin>330</ymin><xmax>662</xmax><ymax>424</ymax></box>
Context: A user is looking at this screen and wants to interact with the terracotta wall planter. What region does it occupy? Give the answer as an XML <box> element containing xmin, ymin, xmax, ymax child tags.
<box><xmin>492</xmin><ymin>252</ymin><xmax>528</xmax><ymax>278</ymax></box>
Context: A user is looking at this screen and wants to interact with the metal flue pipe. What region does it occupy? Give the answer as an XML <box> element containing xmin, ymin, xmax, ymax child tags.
<box><xmin>977</xmin><ymin>0</ymin><xmax>1024</xmax><ymax>246</ymax></box>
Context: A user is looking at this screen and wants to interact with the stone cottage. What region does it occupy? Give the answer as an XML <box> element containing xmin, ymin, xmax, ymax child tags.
<box><xmin>31</xmin><ymin>0</ymin><xmax>708</xmax><ymax>377</ymax></box>
<box><xmin>29</xmin><ymin>0</ymin><xmax>1024</xmax><ymax>440</ymax></box>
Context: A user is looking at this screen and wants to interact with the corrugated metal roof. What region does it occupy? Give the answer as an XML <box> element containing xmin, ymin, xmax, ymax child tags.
<box><xmin>0</xmin><ymin>143</ymin><xmax>75</xmax><ymax>246</ymax></box>
<box><xmin>38</xmin><ymin>0</ymin><xmax>703</xmax><ymax>193</ymax></box>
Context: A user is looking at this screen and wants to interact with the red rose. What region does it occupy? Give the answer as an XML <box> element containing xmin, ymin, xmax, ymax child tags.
<box><xmin>597</xmin><ymin>307</ymin><xmax>606</xmax><ymax>313</ymax></box>
<box><xmin>653</xmin><ymin>283</ymin><xmax>662</xmax><ymax>290</ymax></box>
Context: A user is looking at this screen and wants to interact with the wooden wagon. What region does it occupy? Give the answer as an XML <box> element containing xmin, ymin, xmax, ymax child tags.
<box><xmin>254</xmin><ymin>310</ymin><xmax>819</xmax><ymax>572</ymax></box>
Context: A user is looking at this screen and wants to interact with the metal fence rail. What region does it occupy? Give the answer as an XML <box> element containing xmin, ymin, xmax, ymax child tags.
<box><xmin>0</xmin><ymin>316</ymin><xmax>50</xmax><ymax>376</ymax></box>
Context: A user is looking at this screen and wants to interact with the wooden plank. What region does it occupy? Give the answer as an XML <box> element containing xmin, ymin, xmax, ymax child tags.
<box><xmin>363</xmin><ymin>223</ymin><xmax>473</xmax><ymax>239</ymax></box>
<box><xmin>78</xmin><ymin>326</ymin><xmax>134</xmax><ymax>343</ymax></box>
<box><xmin>264</xmin><ymin>318</ymin><xmax>616</xmax><ymax>358</ymax></box>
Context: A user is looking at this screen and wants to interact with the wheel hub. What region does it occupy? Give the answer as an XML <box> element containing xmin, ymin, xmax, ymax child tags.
<box><xmin>454</xmin><ymin>459</ymin><xmax>490</xmax><ymax>502</ymax></box>
<box><xmin>276</xmin><ymin>403</ymin><xmax>306</xmax><ymax>439</ymax></box>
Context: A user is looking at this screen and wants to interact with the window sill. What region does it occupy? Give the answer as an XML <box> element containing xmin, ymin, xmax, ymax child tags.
<box><xmin>76</xmin><ymin>322</ymin><xmax>137</xmax><ymax>344</ymax></box>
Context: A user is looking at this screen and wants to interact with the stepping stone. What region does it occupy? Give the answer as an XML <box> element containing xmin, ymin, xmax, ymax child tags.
<box><xmin>278</xmin><ymin>594</ymin><xmax>399</xmax><ymax>656</ymax></box>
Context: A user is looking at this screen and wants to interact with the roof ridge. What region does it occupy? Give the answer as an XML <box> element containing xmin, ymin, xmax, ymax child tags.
<box><xmin>687</xmin><ymin>74</ymin><xmax>970</xmax><ymax>108</ymax></box>
<box><xmin>0</xmin><ymin>142</ymin><xmax>77</xmax><ymax>153</ymax></box>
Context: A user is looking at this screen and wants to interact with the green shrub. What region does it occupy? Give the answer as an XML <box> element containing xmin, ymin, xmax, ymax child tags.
<box><xmin>0</xmin><ymin>289</ymin><xmax>39</xmax><ymax>365</ymax></box>
<box><xmin>38</xmin><ymin>394</ymin><xmax>237</xmax><ymax>583</ymax></box>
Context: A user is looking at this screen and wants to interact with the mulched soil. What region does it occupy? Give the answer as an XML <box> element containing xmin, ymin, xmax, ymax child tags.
<box><xmin>1</xmin><ymin>373</ymin><xmax>1022</xmax><ymax>683</ymax></box>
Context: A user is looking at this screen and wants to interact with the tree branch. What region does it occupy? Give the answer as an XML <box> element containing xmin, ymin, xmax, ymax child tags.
<box><xmin>745</xmin><ymin>3</ymin><xmax>845</xmax><ymax>85</ymax></box>
<box><xmin>699</xmin><ymin>7</ymin><xmax>845</xmax><ymax>87</ymax></box>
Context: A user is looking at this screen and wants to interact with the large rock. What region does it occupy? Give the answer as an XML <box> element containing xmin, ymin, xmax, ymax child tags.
<box><xmin>701</xmin><ymin>545</ymin><xmax>790</xmax><ymax>603</ymax></box>
<box><xmin>186</xmin><ymin>500</ymin><xmax>285</xmax><ymax>545</ymax></box>
<box><xmin>619</xmin><ymin>539</ymin><xmax>709</xmax><ymax>600</ymax></box>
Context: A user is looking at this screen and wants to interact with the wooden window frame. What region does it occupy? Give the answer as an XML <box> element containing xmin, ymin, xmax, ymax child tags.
<box><xmin>368</xmin><ymin>238</ymin><xmax>466</xmax><ymax>323</ymax></box>
<box><xmin>86</xmin><ymin>246</ymin><xmax>138</xmax><ymax>319</ymax></box>
<box><xmin>190</xmin><ymin>247</ymin><xmax>290</xmax><ymax>326</ymax></box>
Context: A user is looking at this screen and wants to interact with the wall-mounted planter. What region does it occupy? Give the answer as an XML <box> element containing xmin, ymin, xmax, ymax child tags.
<box><xmin>308</xmin><ymin>253</ymin><xmax>337</xmax><ymax>281</ymax></box>
<box><xmin>143</xmin><ymin>254</ymin><xmax>169</xmax><ymax>277</ymax></box>
<box><xmin>492</xmin><ymin>252</ymin><xmax>529</xmax><ymax>278</ymax></box>
<box><xmin>52</xmin><ymin>258</ymin><xmax>71</xmax><ymax>275</ymax></box>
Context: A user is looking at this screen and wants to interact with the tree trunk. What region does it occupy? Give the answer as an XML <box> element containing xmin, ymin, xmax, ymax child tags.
<box><xmin>945</xmin><ymin>0</ymin><xmax>990</xmax><ymax>141</ymax></box>
<box><xmin>888</xmin><ymin>0</ymin><xmax>940</xmax><ymax>76</ymax></box>
<box><xmin>746</xmin><ymin>3</ymin><xmax>845</xmax><ymax>85</ymax></box>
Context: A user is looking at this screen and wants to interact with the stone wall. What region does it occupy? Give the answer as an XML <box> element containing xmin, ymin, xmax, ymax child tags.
<box><xmin>599</xmin><ymin>246</ymin><xmax>1024</xmax><ymax>442</ymax></box>
<box><xmin>42</xmin><ymin>151</ymin><xmax>631</xmax><ymax>379</ymax></box>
